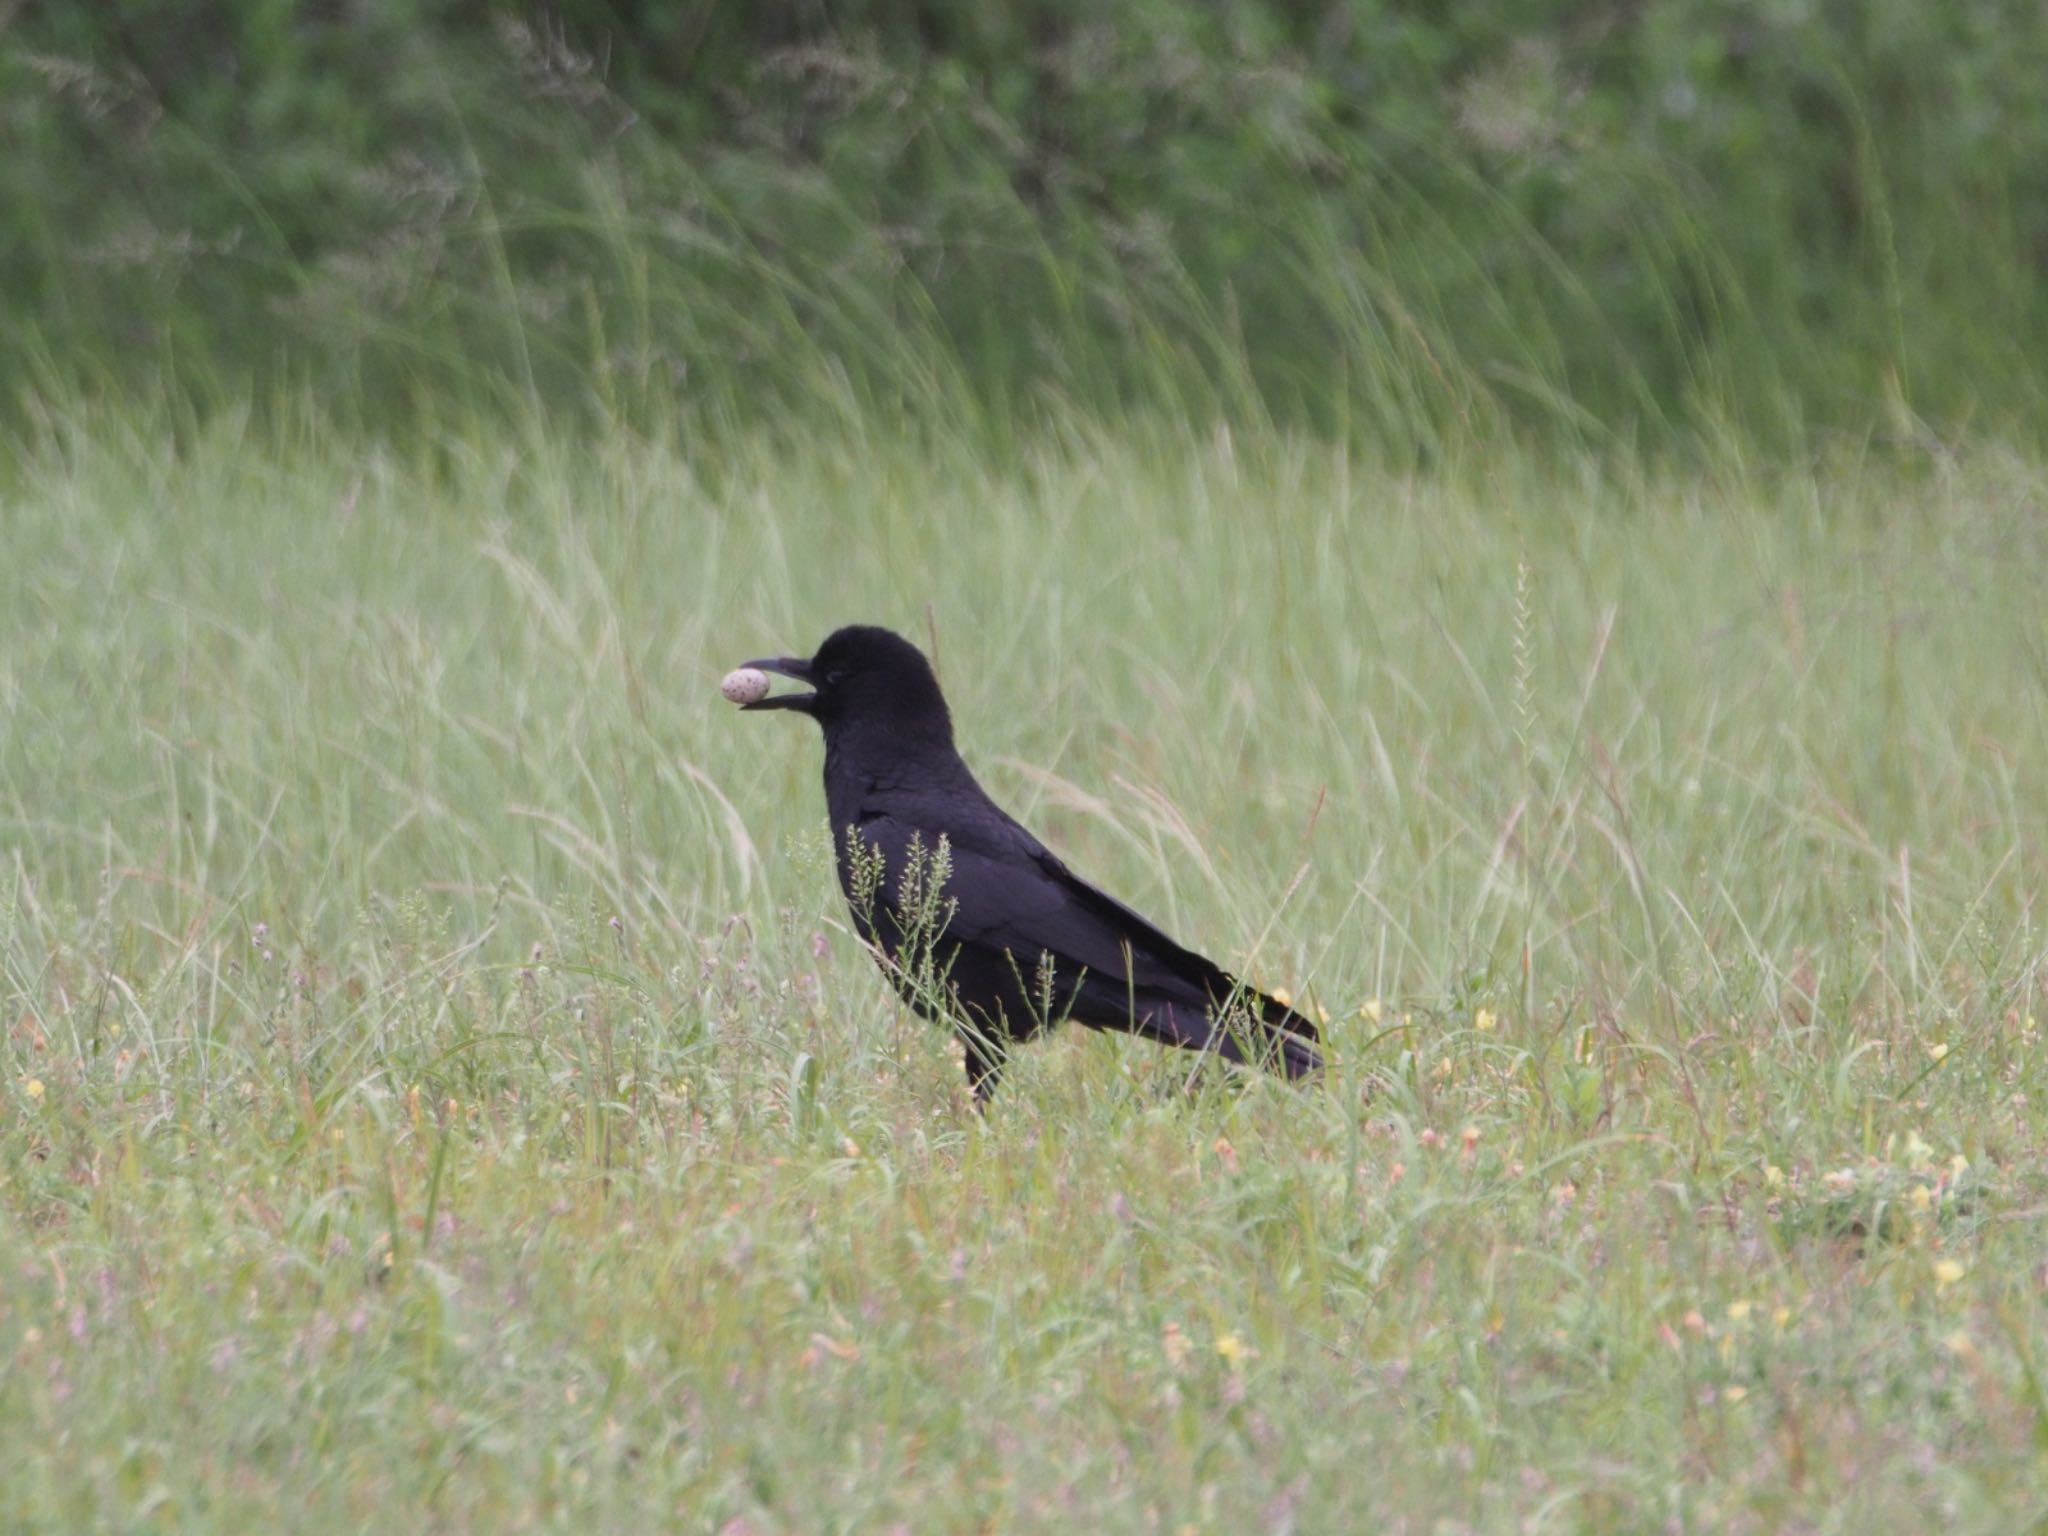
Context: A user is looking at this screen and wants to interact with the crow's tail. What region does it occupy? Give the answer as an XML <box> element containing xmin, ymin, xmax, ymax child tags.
<box><xmin>1247</xmin><ymin>986</ymin><xmax>1324</xmax><ymax>1079</ymax></box>
<box><xmin>1084</xmin><ymin>974</ymin><xmax>1325</xmax><ymax>1081</ymax></box>
<box><xmin>1188</xmin><ymin>980</ymin><xmax>1324</xmax><ymax>1078</ymax></box>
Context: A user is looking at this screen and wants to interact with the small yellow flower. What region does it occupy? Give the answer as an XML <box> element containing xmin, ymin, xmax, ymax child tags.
<box><xmin>1723</xmin><ymin>1385</ymin><xmax>1748</xmax><ymax>1403</ymax></box>
<box><xmin>1949</xmin><ymin>1153</ymin><xmax>1970</xmax><ymax>1179</ymax></box>
<box><xmin>1910</xmin><ymin>1185</ymin><xmax>1933</xmax><ymax>1212</ymax></box>
<box><xmin>1933</xmin><ymin>1259</ymin><xmax>1966</xmax><ymax>1288</ymax></box>
<box><xmin>1215</xmin><ymin>1333</ymin><xmax>1251</xmax><ymax>1365</ymax></box>
<box><xmin>1474</xmin><ymin>1009</ymin><xmax>1497</xmax><ymax>1032</ymax></box>
<box><xmin>1271</xmin><ymin>988</ymin><xmax>1292</xmax><ymax>1009</ymax></box>
<box><xmin>1726</xmin><ymin>1300</ymin><xmax>1752</xmax><ymax>1322</ymax></box>
<box><xmin>1359</xmin><ymin>999</ymin><xmax>1384</xmax><ymax>1025</ymax></box>
<box><xmin>1772</xmin><ymin>1306</ymin><xmax>1792</xmax><ymax>1329</ymax></box>
<box><xmin>1926</xmin><ymin>1042</ymin><xmax>1949</xmax><ymax>1063</ymax></box>
<box><xmin>23</xmin><ymin>1078</ymin><xmax>44</xmax><ymax>1101</ymax></box>
<box><xmin>1763</xmin><ymin>1165</ymin><xmax>1785</xmax><ymax>1189</ymax></box>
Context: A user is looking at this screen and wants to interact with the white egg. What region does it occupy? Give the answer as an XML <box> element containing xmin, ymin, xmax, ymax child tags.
<box><xmin>720</xmin><ymin>667</ymin><xmax>771</xmax><ymax>705</ymax></box>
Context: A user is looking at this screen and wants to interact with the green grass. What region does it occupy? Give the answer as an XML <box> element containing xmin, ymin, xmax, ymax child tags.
<box><xmin>5</xmin><ymin>404</ymin><xmax>2048</xmax><ymax>1531</ymax></box>
<box><xmin>12</xmin><ymin>3</ymin><xmax>2048</xmax><ymax>457</ymax></box>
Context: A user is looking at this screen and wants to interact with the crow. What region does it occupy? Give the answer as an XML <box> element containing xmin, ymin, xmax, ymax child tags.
<box><xmin>738</xmin><ymin>625</ymin><xmax>1322</xmax><ymax>1101</ymax></box>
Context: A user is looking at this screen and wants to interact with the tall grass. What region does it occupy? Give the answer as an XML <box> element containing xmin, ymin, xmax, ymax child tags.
<box><xmin>4</xmin><ymin>402</ymin><xmax>2045</xmax><ymax>1528</ymax></box>
<box><xmin>8</xmin><ymin>5</ymin><xmax>2048</xmax><ymax>457</ymax></box>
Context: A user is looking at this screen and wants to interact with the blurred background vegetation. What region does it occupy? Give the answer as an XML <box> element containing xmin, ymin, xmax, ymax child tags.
<box><xmin>5</xmin><ymin>0</ymin><xmax>2045</xmax><ymax>457</ymax></box>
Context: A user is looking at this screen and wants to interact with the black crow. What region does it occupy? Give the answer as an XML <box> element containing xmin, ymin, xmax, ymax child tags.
<box><xmin>739</xmin><ymin>625</ymin><xmax>1322</xmax><ymax>1100</ymax></box>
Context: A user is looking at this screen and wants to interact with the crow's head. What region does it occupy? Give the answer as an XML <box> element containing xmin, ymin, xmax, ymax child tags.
<box><xmin>738</xmin><ymin>625</ymin><xmax>953</xmax><ymax>743</ymax></box>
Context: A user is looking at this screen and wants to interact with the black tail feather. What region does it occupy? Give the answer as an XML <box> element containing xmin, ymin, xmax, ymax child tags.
<box><xmin>1175</xmin><ymin>979</ymin><xmax>1325</xmax><ymax>1079</ymax></box>
<box><xmin>1056</xmin><ymin>966</ymin><xmax>1327</xmax><ymax>1083</ymax></box>
<box><xmin>1250</xmin><ymin>988</ymin><xmax>1324</xmax><ymax>1078</ymax></box>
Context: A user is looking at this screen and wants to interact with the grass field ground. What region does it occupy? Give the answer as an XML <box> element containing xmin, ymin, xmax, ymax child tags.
<box><xmin>4</xmin><ymin>408</ymin><xmax>2047</xmax><ymax>1530</ymax></box>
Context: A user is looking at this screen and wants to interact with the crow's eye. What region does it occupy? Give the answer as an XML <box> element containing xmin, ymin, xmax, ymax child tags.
<box><xmin>823</xmin><ymin>667</ymin><xmax>849</xmax><ymax>687</ymax></box>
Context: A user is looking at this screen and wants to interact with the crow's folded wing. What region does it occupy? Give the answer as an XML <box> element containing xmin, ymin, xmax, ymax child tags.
<box><xmin>850</xmin><ymin>794</ymin><xmax>1309</xmax><ymax>1035</ymax></box>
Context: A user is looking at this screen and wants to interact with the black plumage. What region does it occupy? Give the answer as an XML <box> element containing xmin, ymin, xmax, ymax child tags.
<box><xmin>740</xmin><ymin>625</ymin><xmax>1322</xmax><ymax>1100</ymax></box>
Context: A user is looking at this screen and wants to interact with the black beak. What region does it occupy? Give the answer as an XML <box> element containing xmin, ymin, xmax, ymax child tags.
<box><xmin>739</xmin><ymin>655</ymin><xmax>818</xmax><ymax>713</ymax></box>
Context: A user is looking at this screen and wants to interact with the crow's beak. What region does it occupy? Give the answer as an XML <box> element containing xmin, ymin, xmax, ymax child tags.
<box><xmin>739</xmin><ymin>655</ymin><xmax>818</xmax><ymax>713</ymax></box>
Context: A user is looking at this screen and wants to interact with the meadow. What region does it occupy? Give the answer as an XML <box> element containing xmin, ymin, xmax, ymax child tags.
<box><xmin>4</xmin><ymin>401</ymin><xmax>2046</xmax><ymax>1531</ymax></box>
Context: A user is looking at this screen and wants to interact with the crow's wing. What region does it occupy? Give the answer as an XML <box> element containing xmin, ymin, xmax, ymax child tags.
<box><xmin>850</xmin><ymin>788</ymin><xmax>1319</xmax><ymax>1049</ymax></box>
